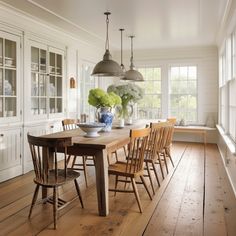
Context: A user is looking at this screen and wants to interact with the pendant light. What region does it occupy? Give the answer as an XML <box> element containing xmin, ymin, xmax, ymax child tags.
<box><xmin>119</xmin><ymin>28</ymin><xmax>126</xmax><ymax>73</ymax></box>
<box><xmin>92</xmin><ymin>12</ymin><xmax>124</xmax><ymax>77</ymax></box>
<box><xmin>123</xmin><ymin>36</ymin><xmax>144</xmax><ymax>81</ymax></box>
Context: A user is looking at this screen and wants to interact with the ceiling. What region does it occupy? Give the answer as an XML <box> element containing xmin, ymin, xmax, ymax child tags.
<box><xmin>1</xmin><ymin>0</ymin><xmax>228</xmax><ymax>50</ymax></box>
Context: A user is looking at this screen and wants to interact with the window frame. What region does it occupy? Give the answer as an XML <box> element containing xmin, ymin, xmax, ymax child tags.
<box><xmin>168</xmin><ymin>64</ymin><xmax>198</xmax><ymax>123</ymax></box>
<box><xmin>79</xmin><ymin>61</ymin><xmax>97</xmax><ymax>122</ymax></box>
<box><xmin>136</xmin><ymin>66</ymin><xmax>162</xmax><ymax>119</ymax></box>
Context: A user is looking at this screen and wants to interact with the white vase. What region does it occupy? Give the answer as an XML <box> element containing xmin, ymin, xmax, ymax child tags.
<box><xmin>126</xmin><ymin>117</ymin><xmax>133</xmax><ymax>125</ymax></box>
<box><xmin>118</xmin><ymin>118</ymin><xmax>125</xmax><ymax>128</ymax></box>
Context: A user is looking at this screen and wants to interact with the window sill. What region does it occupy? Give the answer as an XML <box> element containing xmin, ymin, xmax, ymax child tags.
<box><xmin>216</xmin><ymin>124</ymin><xmax>236</xmax><ymax>155</ymax></box>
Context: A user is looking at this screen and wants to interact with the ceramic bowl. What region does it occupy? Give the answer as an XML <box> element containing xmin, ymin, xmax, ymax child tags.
<box><xmin>77</xmin><ymin>123</ymin><xmax>105</xmax><ymax>137</ymax></box>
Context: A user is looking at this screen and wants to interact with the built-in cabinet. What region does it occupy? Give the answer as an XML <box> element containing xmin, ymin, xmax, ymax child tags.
<box><xmin>0</xmin><ymin>27</ymin><xmax>67</xmax><ymax>182</ymax></box>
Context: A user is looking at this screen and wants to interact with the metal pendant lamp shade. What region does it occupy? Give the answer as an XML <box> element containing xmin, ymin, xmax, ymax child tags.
<box><xmin>123</xmin><ymin>36</ymin><xmax>144</xmax><ymax>81</ymax></box>
<box><xmin>92</xmin><ymin>12</ymin><xmax>123</xmax><ymax>77</ymax></box>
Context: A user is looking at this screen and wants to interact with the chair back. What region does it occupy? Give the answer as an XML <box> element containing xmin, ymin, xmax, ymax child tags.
<box><xmin>165</xmin><ymin>124</ymin><xmax>174</xmax><ymax>147</ymax></box>
<box><xmin>27</xmin><ymin>134</ymin><xmax>72</xmax><ymax>185</ymax></box>
<box><xmin>126</xmin><ymin>127</ymin><xmax>150</xmax><ymax>174</ymax></box>
<box><xmin>62</xmin><ymin>119</ymin><xmax>79</xmax><ymax>131</ymax></box>
<box><xmin>150</xmin><ymin>122</ymin><xmax>171</xmax><ymax>152</ymax></box>
<box><xmin>167</xmin><ymin>117</ymin><xmax>176</xmax><ymax>125</ymax></box>
<box><xmin>145</xmin><ymin>125</ymin><xmax>163</xmax><ymax>161</ymax></box>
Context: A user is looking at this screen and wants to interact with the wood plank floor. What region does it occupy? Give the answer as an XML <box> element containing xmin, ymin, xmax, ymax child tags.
<box><xmin>0</xmin><ymin>142</ymin><xmax>236</xmax><ymax>236</ymax></box>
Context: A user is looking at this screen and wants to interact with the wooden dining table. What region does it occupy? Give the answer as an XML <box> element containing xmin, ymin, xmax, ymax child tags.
<box><xmin>41</xmin><ymin>121</ymin><xmax>146</xmax><ymax>216</ymax></box>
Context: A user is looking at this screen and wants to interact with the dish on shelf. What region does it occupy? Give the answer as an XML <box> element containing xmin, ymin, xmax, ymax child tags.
<box><xmin>50</xmin><ymin>83</ymin><xmax>55</xmax><ymax>96</ymax></box>
<box><xmin>4</xmin><ymin>80</ymin><xmax>12</xmax><ymax>95</ymax></box>
<box><xmin>5</xmin><ymin>57</ymin><xmax>15</xmax><ymax>67</ymax></box>
<box><xmin>77</xmin><ymin>123</ymin><xmax>105</xmax><ymax>137</ymax></box>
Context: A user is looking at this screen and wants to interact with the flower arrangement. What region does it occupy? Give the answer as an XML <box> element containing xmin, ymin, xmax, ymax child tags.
<box><xmin>88</xmin><ymin>88</ymin><xmax>121</xmax><ymax>108</ymax></box>
<box><xmin>107</xmin><ymin>83</ymin><xmax>144</xmax><ymax>118</ymax></box>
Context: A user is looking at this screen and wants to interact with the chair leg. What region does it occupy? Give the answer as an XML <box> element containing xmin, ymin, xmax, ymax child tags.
<box><xmin>82</xmin><ymin>156</ymin><xmax>88</xmax><ymax>187</ymax></box>
<box><xmin>151</xmin><ymin>161</ymin><xmax>161</xmax><ymax>187</ymax></box>
<box><xmin>107</xmin><ymin>154</ymin><xmax>111</xmax><ymax>165</ymax></box>
<box><xmin>28</xmin><ymin>184</ymin><xmax>40</xmax><ymax>218</ymax></box>
<box><xmin>163</xmin><ymin>151</ymin><xmax>169</xmax><ymax>174</ymax></box>
<box><xmin>130</xmin><ymin>178</ymin><xmax>143</xmax><ymax>213</ymax></box>
<box><xmin>166</xmin><ymin>148</ymin><xmax>174</xmax><ymax>167</ymax></box>
<box><xmin>74</xmin><ymin>179</ymin><xmax>84</xmax><ymax>208</ymax></box>
<box><xmin>114</xmin><ymin>175</ymin><xmax>119</xmax><ymax>196</ymax></box>
<box><xmin>66</xmin><ymin>155</ymin><xmax>71</xmax><ymax>166</ymax></box>
<box><xmin>145</xmin><ymin>162</ymin><xmax>155</xmax><ymax>195</ymax></box>
<box><xmin>123</xmin><ymin>146</ymin><xmax>127</xmax><ymax>157</ymax></box>
<box><xmin>140</xmin><ymin>176</ymin><xmax>152</xmax><ymax>200</ymax></box>
<box><xmin>157</xmin><ymin>153</ymin><xmax>165</xmax><ymax>179</ymax></box>
<box><xmin>71</xmin><ymin>155</ymin><xmax>77</xmax><ymax>168</ymax></box>
<box><xmin>114</xmin><ymin>151</ymin><xmax>118</xmax><ymax>162</ymax></box>
<box><xmin>53</xmin><ymin>187</ymin><xmax>58</xmax><ymax>229</ymax></box>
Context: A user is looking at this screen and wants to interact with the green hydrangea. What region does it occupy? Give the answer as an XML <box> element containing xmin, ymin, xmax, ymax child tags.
<box><xmin>88</xmin><ymin>88</ymin><xmax>121</xmax><ymax>108</ymax></box>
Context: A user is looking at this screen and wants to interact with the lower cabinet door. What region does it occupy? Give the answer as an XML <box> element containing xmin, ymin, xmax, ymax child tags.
<box><xmin>0</xmin><ymin>128</ymin><xmax>22</xmax><ymax>182</ymax></box>
<box><xmin>23</xmin><ymin>124</ymin><xmax>49</xmax><ymax>173</ymax></box>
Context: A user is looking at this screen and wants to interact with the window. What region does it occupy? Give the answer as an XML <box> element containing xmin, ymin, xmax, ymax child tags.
<box><xmin>220</xmin><ymin>85</ymin><xmax>227</xmax><ymax>130</ymax></box>
<box><xmin>219</xmin><ymin>30</ymin><xmax>236</xmax><ymax>144</ymax></box>
<box><xmin>229</xmin><ymin>79</ymin><xmax>236</xmax><ymax>141</ymax></box>
<box><xmin>169</xmin><ymin>66</ymin><xmax>197</xmax><ymax>123</ymax></box>
<box><xmin>136</xmin><ymin>67</ymin><xmax>161</xmax><ymax>119</ymax></box>
<box><xmin>80</xmin><ymin>63</ymin><xmax>96</xmax><ymax>122</ymax></box>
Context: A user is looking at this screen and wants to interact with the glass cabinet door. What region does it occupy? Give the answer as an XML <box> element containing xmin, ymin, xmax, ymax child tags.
<box><xmin>49</xmin><ymin>51</ymin><xmax>63</xmax><ymax>114</ymax></box>
<box><xmin>0</xmin><ymin>35</ymin><xmax>18</xmax><ymax>119</ymax></box>
<box><xmin>31</xmin><ymin>46</ymin><xmax>47</xmax><ymax>115</ymax></box>
<box><xmin>30</xmin><ymin>43</ymin><xmax>64</xmax><ymax>118</ymax></box>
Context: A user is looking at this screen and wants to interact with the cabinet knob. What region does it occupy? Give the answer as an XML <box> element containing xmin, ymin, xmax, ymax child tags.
<box><xmin>50</xmin><ymin>125</ymin><xmax>54</xmax><ymax>128</ymax></box>
<box><xmin>0</xmin><ymin>134</ymin><xmax>4</xmax><ymax>137</ymax></box>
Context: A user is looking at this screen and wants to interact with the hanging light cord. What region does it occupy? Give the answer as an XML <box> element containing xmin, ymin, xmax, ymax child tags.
<box><xmin>105</xmin><ymin>12</ymin><xmax>110</xmax><ymax>51</ymax></box>
<box><xmin>120</xmin><ymin>29</ymin><xmax>124</xmax><ymax>65</ymax></box>
<box><xmin>130</xmin><ymin>36</ymin><xmax>134</xmax><ymax>65</ymax></box>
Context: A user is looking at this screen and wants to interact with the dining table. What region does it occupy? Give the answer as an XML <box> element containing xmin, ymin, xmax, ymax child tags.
<box><xmin>41</xmin><ymin>120</ymin><xmax>147</xmax><ymax>216</ymax></box>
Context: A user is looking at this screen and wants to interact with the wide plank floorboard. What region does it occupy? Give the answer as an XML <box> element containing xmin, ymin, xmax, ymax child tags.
<box><xmin>0</xmin><ymin>142</ymin><xmax>236</xmax><ymax>236</ymax></box>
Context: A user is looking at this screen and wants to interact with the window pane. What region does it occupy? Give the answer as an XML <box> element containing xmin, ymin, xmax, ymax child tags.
<box><xmin>169</xmin><ymin>66</ymin><xmax>197</xmax><ymax>123</ymax></box>
<box><xmin>136</xmin><ymin>67</ymin><xmax>162</xmax><ymax>119</ymax></box>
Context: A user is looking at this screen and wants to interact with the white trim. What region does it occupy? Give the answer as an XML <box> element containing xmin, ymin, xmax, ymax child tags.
<box><xmin>217</xmin><ymin>124</ymin><xmax>236</xmax><ymax>154</ymax></box>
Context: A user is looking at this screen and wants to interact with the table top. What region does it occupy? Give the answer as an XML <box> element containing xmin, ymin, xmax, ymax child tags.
<box><xmin>42</xmin><ymin>120</ymin><xmax>147</xmax><ymax>149</ymax></box>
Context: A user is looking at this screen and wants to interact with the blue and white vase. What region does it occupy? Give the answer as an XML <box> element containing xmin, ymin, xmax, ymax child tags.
<box><xmin>97</xmin><ymin>107</ymin><xmax>114</xmax><ymax>132</ymax></box>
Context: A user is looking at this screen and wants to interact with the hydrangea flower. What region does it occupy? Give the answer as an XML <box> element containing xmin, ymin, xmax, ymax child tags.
<box><xmin>88</xmin><ymin>88</ymin><xmax>121</xmax><ymax>108</ymax></box>
<box><xmin>107</xmin><ymin>83</ymin><xmax>144</xmax><ymax>118</ymax></box>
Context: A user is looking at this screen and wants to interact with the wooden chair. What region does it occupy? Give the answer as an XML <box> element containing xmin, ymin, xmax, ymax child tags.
<box><xmin>62</xmin><ymin>118</ymin><xmax>94</xmax><ymax>187</ymax></box>
<box><xmin>27</xmin><ymin>134</ymin><xmax>84</xmax><ymax>229</ymax></box>
<box><xmin>143</xmin><ymin>124</ymin><xmax>163</xmax><ymax>194</ymax></box>
<box><xmin>150</xmin><ymin>122</ymin><xmax>171</xmax><ymax>179</ymax></box>
<box><xmin>62</xmin><ymin>118</ymin><xmax>80</xmax><ymax>130</ymax></box>
<box><xmin>108</xmin><ymin>127</ymin><xmax>152</xmax><ymax>213</ymax></box>
<box><xmin>167</xmin><ymin>117</ymin><xmax>176</xmax><ymax>125</ymax></box>
<box><xmin>164</xmin><ymin>124</ymin><xmax>175</xmax><ymax>167</ymax></box>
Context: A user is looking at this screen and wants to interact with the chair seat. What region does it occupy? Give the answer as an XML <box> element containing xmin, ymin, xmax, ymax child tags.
<box><xmin>34</xmin><ymin>168</ymin><xmax>80</xmax><ymax>187</ymax></box>
<box><xmin>108</xmin><ymin>161</ymin><xmax>143</xmax><ymax>178</ymax></box>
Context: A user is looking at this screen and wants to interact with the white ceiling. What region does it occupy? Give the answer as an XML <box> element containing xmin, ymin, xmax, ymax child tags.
<box><xmin>1</xmin><ymin>0</ymin><xmax>228</xmax><ymax>50</ymax></box>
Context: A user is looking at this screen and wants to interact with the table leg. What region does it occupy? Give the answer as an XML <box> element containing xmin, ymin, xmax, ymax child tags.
<box><xmin>42</xmin><ymin>147</ymin><xmax>53</xmax><ymax>200</ymax></box>
<box><xmin>94</xmin><ymin>149</ymin><xmax>109</xmax><ymax>216</ymax></box>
